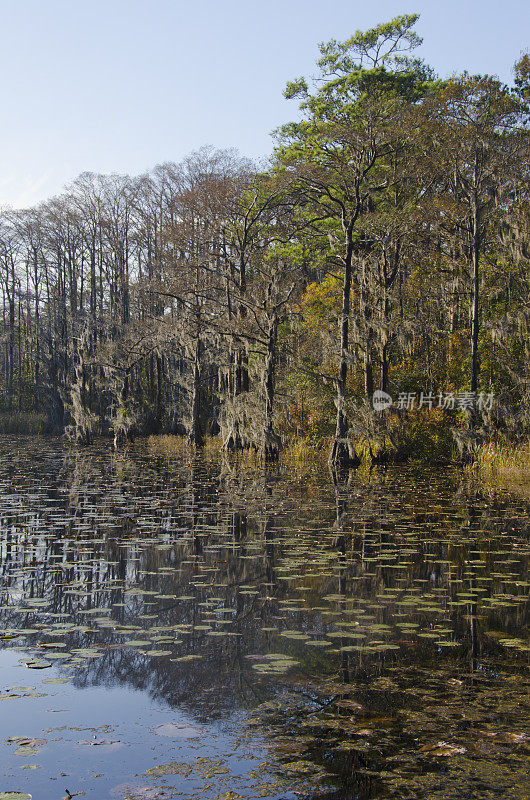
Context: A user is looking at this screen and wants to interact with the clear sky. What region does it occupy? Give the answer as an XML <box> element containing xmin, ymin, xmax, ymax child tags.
<box><xmin>0</xmin><ymin>0</ymin><xmax>527</xmax><ymax>208</ymax></box>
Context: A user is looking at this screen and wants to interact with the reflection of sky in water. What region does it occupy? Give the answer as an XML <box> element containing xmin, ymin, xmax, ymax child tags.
<box><xmin>0</xmin><ymin>438</ymin><xmax>528</xmax><ymax>800</ymax></box>
<box><xmin>0</xmin><ymin>648</ymin><xmax>272</xmax><ymax>800</ymax></box>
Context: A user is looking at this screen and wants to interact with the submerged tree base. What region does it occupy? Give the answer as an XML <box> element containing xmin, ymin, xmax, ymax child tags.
<box><xmin>264</xmin><ymin>428</ymin><xmax>282</xmax><ymax>463</ymax></box>
<box><xmin>328</xmin><ymin>438</ymin><xmax>360</xmax><ymax>471</ymax></box>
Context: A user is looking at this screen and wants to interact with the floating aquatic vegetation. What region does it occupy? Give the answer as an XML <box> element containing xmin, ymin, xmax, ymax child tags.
<box><xmin>0</xmin><ymin>438</ymin><xmax>528</xmax><ymax>799</ymax></box>
<box><xmin>0</xmin><ymin>794</ymin><xmax>32</xmax><ymax>799</ymax></box>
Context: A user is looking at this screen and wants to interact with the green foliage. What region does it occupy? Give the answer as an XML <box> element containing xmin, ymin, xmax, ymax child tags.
<box><xmin>391</xmin><ymin>409</ymin><xmax>456</xmax><ymax>462</ymax></box>
<box><xmin>513</xmin><ymin>52</ymin><xmax>530</xmax><ymax>111</ymax></box>
<box><xmin>0</xmin><ymin>13</ymin><xmax>528</xmax><ymax>468</ymax></box>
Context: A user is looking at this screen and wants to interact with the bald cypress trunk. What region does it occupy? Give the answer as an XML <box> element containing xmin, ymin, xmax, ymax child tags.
<box><xmin>263</xmin><ymin>316</ymin><xmax>281</xmax><ymax>462</ymax></box>
<box><xmin>470</xmin><ymin>189</ymin><xmax>480</xmax><ymax>398</ymax></box>
<box><xmin>329</xmin><ymin>237</ymin><xmax>353</xmax><ymax>471</ymax></box>
<box><xmin>189</xmin><ymin>333</ymin><xmax>203</xmax><ymax>447</ymax></box>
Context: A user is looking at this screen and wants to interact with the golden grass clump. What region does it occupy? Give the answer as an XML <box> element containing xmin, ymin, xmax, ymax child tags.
<box><xmin>279</xmin><ymin>437</ymin><xmax>330</xmax><ymax>478</ymax></box>
<box><xmin>147</xmin><ymin>434</ymin><xmax>222</xmax><ymax>460</ymax></box>
<box><xmin>147</xmin><ymin>434</ymin><xmax>192</xmax><ymax>457</ymax></box>
<box><xmin>471</xmin><ymin>440</ymin><xmax>530</xmax><ymax>500</ymax></box>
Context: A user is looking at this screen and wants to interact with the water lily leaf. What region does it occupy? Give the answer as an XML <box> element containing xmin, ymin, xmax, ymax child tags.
<box><xmin>420</xmin><ymin>741</ymin><xmax>467</xmax><ymax>756</ymax></box>
<box><xmin>144</xmin><ymin>650</ymin><xmax>172</xmax><ymax>657</ymax></box>
<box><xmin>0</xmin><ymin>794</ymin><xmax>32</xmax><ymax>799</ymax></box>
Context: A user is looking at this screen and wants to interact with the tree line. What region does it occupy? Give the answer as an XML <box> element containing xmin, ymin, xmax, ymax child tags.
<box><xmin>0</xmin><ymin>14</ymin><xmax>528</xmax><ymax>466</ymax></box>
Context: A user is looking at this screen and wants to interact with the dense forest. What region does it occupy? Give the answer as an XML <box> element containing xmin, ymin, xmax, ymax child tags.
<box><xmin>0</xmin><ymin>14</ymin><xmax>529</xmax><ymax>467</ymax></box>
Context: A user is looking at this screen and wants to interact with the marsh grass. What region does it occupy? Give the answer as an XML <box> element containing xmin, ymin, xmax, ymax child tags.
<box><xmin>149</xmin><ymin>433</ymin><xmax>332</xmax><ymax>477</ymax></box>
<box><xmin>146</xmin><ymin>425</ymin><xmax>460</xmax><ymax>476</ymax></box>
<box><xmin>147</xmin><ymin>434</ymin><xmax>192</xmax><ymax>457</ymax></box>
<box><xmin>147</xmin><ymin>434</ymin><xmax>223</xmax><ymax>461</ymax></box>
<box><xmin>279</xmin><ymin>437</ymin><xmax>330</xmax><ymax>478</ymax></box>
<box><xmin>0</xmin><ymin>412</ymin><xmax>48</xmax><ymax>435</ymax></box>
<box><xmin>470</xmin><ymin>440</ymin><xmax>530</xmax><ymax>500</ymax></box>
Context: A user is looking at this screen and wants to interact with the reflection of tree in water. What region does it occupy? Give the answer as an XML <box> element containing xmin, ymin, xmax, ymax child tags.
<box><xmin>0</xmin><ymin>439</ymin><xmax>529</xmax><ymax>798</ymax></box>
<box><xmin>247</xmin><ymin>472</ymin><xmax>530</xmax><ymax>799</ymax></box>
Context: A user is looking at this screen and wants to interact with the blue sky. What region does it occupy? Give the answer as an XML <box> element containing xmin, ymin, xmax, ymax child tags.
<box><xmin>0</xmin><ymin>0</ymin><xmax>527</xmax><ymax>208</ymax></box>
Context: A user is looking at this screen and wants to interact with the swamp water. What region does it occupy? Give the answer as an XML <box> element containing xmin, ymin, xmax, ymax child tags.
<box><xmin>0</xmin><ymin>436</ymin><xmax>528</xmax><ymax>800</ymax></box>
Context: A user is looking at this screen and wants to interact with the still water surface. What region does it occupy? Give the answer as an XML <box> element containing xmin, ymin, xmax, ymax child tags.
<box><xmin>0</xmin><ymin>437</ymin><xmax>528</xmax><ymax>800</ymax></box>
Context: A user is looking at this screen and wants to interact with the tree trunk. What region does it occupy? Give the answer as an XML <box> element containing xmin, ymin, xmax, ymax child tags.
<box><xmin>381</xmin><ymin>342</ymin><xmax>389</xmax><ymax>393</ymax></box>
<box><xmin>361</xmin><ymin>259</ymin><xmax>374</xmax><ymax>399</ymax></box>
<box><xmin>113</xmin><ymin>372</ymin><xmax>130</xmax><ymax>449</ymax></box>
<box><xmin>33</xmin><ymin>254</ymin><xmax>40</xmax><ymax>412</ymax></box>
<box><xmin>7</xmin><ymin>258</ymin><xmax>15</xmax><ymax>413</ymax></box>
<box><xmin>189</xmin><ymin>335</ymin><xmax>203</xmax><ymax>447</ymax></box>
<box><xmin>470</xmin><ymin>193</ymin><xmax>480</xmax><ymax>398</ymax></box>
<box><xmin>364</xmin><ymin>342</ymin><xmax>374</xmax><ymax>398</ymax></box>
<box><xmin>156</xmin><ymin>354</ymin><xmax>163</xmax><ymax>430</ymax></box>
<box><xmin>7</xmin><ymin>294</ymin><xmax>14</xmax><ymax>413</ymax></box>
<box><xmin>263</xmin><ymin>317</ymin><xmax>281</xmax><ymax>462</ymax></box>
<box><xmin>329</xmin><ymin>241</ymin><xmax>353</xmax><ymax>471</ymax></box>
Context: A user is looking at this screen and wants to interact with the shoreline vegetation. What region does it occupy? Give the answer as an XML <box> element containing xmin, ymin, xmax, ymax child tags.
<box><xmin>0</xmin><ymin>14</ymin><xmax>528</xmax><ymax>473</ymax></box>
<box><xmin>2</xmin><ymin>418</ymin><xmax>528</xmax><ymax>501</ymax></box>
<box><xmin>152</xmin><ymin>432</ymin><xmax>530</xmax><ymax>499</ymax></box>
<box><xmin>468</xmin><ymin>439</ymin><xmax>530</xmax><ymax>500</ymax></box>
